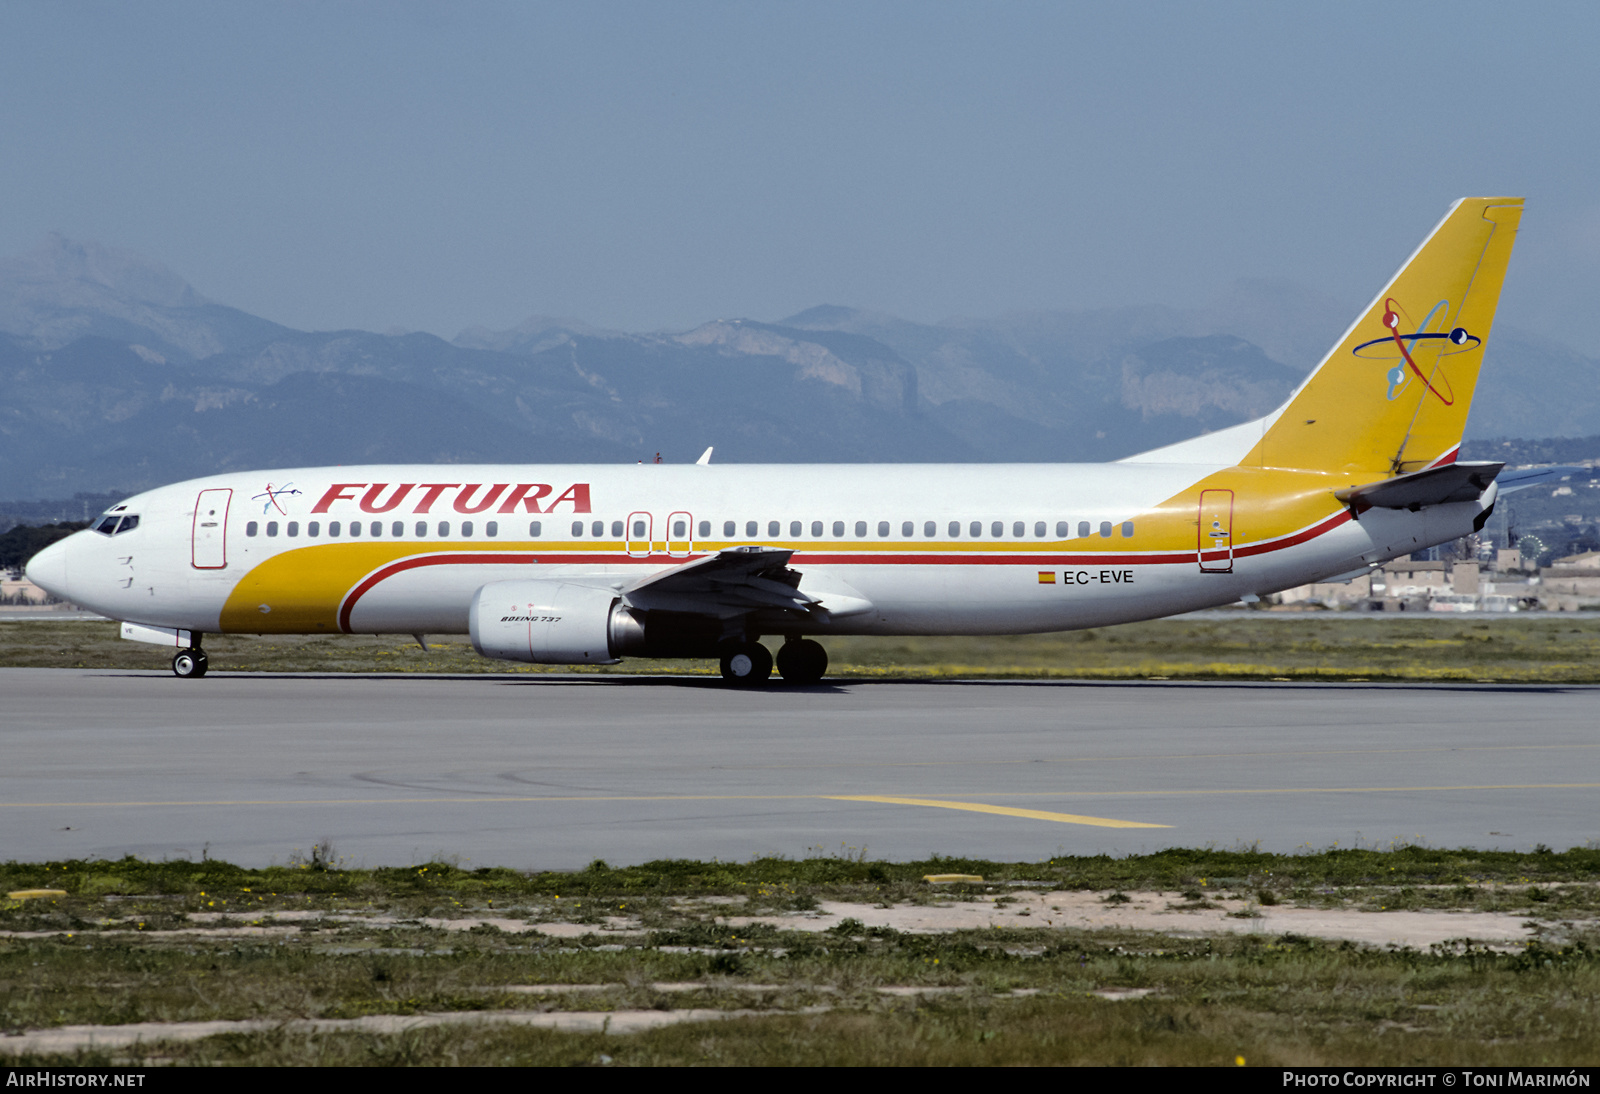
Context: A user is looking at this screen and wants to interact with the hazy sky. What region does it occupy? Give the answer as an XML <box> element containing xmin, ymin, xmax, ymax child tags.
<box><xmin>4</xmin><ymin>1</ymin><xmax>1597</xmax><ymax>346</ymax></box>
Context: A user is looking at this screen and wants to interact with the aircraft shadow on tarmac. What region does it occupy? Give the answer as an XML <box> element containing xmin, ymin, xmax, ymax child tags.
<box><xmin>94</xmin><ymin>671</ymin><xmax>1582</xmax><ymax>695</ymax></box>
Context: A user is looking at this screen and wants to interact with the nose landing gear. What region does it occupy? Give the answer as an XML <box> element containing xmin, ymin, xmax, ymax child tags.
<box><xmin>172</xmin><ymin>647</ymin><xmax>208</xmax><ymax>678</ymax></box>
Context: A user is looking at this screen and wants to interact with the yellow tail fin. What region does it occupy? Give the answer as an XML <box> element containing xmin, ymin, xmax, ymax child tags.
<box><xmin>1249</xmin><ymin>197</ymin><xmax>1522</xmax><ymax>474</ymax></box>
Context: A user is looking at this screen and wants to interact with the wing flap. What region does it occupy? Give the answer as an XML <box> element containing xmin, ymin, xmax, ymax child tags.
<box><xmin>623</xmin><ymin>545</ymin><xmax>819</xmax><ymax>615</ymax></box>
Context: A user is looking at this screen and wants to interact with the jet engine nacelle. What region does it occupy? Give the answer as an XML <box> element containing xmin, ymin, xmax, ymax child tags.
<box><xmin>469</xmin><ymin>580</ymin><xmax>631</xmax><ymax>665</ymax></box>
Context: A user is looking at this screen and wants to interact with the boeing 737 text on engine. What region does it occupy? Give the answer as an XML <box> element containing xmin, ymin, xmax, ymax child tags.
<box><xmin>26</xmin><ymin>198</ymin><xmax>1523</xmax><ymax>683</ymax></box>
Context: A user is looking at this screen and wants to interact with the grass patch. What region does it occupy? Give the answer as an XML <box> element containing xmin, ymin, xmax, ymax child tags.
<box><xmin>9</xmin><ymin>615</ymin><xmax>1600</xmax><ymax>681</ymax></box>
<box><xmin>3</xmin><ymin>849</ymin><xmax>1599</xmax><ymax>1064</ymax></box>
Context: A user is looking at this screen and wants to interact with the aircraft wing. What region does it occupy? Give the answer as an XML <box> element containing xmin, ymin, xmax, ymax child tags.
<box><xmin>621</xmin><ymin>545</ymin><xmax>821</xmax><ymax>618</ymax></box>
<box><xmin>1335</xmin><ymin>461</ymin><xmax>1503</xmax><ymax>513</ymax></box>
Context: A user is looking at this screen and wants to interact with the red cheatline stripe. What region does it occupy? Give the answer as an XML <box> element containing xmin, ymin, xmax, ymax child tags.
<box><xmin>1424</xmin><ymin>445</ymin><xmax>1460</xmax><ymax>469</ymax></box>
<box><xmin>1234</xmin><ymin>508</ymin><xmax>1351</xmax><ymax>559</ymax></box>
<box><xmin>338</xmin><ymin>553</ymin><xmax>543</xmax><ymax>632</ymax></box>
<box><xmin>333</xmin><ymin>506</ymin><xmax>1357</xmax><ymax>631</ymax></box>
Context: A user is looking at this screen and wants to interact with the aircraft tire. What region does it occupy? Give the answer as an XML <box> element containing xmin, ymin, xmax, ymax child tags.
<box><xmin>719</xmin><ymin>641</ymin><xmax>772</xmax><ymax>686</ymax></box>
<box><xmin>172</xmin><ymin>649</ymin><xmax>208</xmax><ymax>679</ymax></box>
<box><xmin>776</xmin><ymin>638</ymin><xmax>827</xmax><ymax>685</ymax></box>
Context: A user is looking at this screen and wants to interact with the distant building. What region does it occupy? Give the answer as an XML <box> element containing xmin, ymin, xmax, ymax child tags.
<box><xmin>0</xmin><ymin>574</ymin><xmax>55</xmax><ymax>606</ymax></box>
<box><xmin>1551</xmin><ymin>550</ymin><xmax>1600</xmax><ymax>570</ymax></box>
<box><xmin>1275</xmin><ymin>558</ymin><xmax>1524</xmax><ymax>612</ymax></box>
<box><xmin>1534</xmin><ymin>563</ymin><xmax>1600</xmax><ymax>611</ymax></box>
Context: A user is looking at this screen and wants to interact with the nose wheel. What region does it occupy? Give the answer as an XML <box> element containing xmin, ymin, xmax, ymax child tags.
<box><xmin>172</xmin><ymin>649</ymin><xmax>209</xmax><ymax>678</ymax></box>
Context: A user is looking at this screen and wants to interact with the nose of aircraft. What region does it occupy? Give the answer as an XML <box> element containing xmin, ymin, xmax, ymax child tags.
<box><xmin>24</xmin><ymin>536</ymin><xmax>72</xmax><ymax>601</ymax></box>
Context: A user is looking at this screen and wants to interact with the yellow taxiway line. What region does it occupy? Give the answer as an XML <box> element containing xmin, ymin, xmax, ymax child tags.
<box><xmin>823</xmin><ymin>795</ymin><xmax>1169</xmax><ymax>829</ymax></box>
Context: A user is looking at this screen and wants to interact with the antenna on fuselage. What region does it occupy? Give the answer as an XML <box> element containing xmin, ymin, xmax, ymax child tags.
<box><xmin>696</xmin><ymin>447</ymin><xmax>714</xmax><ymax>465</ymax></box>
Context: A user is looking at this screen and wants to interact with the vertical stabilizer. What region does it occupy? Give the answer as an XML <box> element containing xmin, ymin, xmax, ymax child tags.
<box><xmin>1248</xmin><ymin>197</ymin><xmax>1522</xmax><ymax>474</ymax></box>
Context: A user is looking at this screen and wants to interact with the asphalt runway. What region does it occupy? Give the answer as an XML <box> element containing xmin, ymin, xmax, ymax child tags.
<box><xmin>3</xmin><ymin>668</ymin><xmax>1597</xmax><ymax>869</ymax></box>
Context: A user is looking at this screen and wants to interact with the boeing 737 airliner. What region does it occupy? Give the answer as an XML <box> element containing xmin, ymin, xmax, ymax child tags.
<box><xmin>26</xmin><ymin>197</ymin><xmax>1522</xmax><ymax>682</ymax></box>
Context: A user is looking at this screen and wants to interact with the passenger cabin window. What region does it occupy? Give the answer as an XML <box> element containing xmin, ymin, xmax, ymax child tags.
<box><xmin>288</xmin><ymin>522</ymin><xmax>299</xmax><ymax>537</ymax></box>
<box><xmin>488</xmin><ymin>521</ymin><xmax>500</xmax><ymax>537</ymax></box>
<box><xmin>1099</xmin><ymin>521</ymin><xmax>1112</xmax><ymax>538</ymax></box>
<box><xmin>349</xmin><ymin>521</ymin><xmax>360</xmax><ymax>537</ymax></box>
<box><xmin>246</xmin><ymin>521</ymin><xmax>258</xmax><ymax>537</ymax></box>
<box><xmin>631</xmin><ymin>520</ymin><xmax>645</xmax><ymax>537</ymax></box>
<box><xmin>1078</xmin><ymin>521</ymin><xmax>1090</xmax><ymax>538</ymax></box>
<box><xmin>369</xmin><ymin>521</ymin><xmax>381</xmax><ymax>537</ymax></box>
<box><xmin>673</xmin><ymin>520</ymin><xmax>687</xmax><ymax>537</ymax></box>
<box><xmin>573</xmin><ymin>521</ymin><xmax>585</xmax><ymax>536</ymax></box>
<box><xmin>790</xmin><ymin>521</ymin><xmax>802</xmax><ymax>536</ymax></box>
<box><xmin>308</xmin><ymin>522</ymin><xmax>320</xmax><ymax>538</ymax></box>
<box><xmin>969</xmin><ymin>521</ymin><xmax>982</xmax><ymax>537</ymax></box>
<box><xmin>1055</xmin><ymin>521</ymin><xmax>1067</xmax><ymax>537</ymax></box>
<box><xmin>416</xmin><ymin>521</ymin><xmax>427</xmax><ymax>536</ymax></box>
<box><xmin>948</xmin><ymin>521</ymin><xmax>960</xmax><ymax>537</ymax></box>
<box><xmin>594</xmin><ymin>520</ymin><xmax>605</xmax><ymax>537</ymax></box>
<box><xmin>329</xmin><ymin>521</ymin><xmax>342</xmax><ymax>537</ymax></box>
<box><xmin>855</xmin><ymin>521</ymin><xmax>868</xmax><ymax>537</ymax></box>
<box><xmin>1121</xmin><ymin>521</ymin><xmax>1134</xmax><ymax>537</ymax></box>
<box><xmin>266</xmin><ymin>522</ymin><xmax>279</xmax><ymax>537</ymax></box>
<box><xmin>811</xmin><ymin>521</ymin><xmax>823</xmax><ymax>536</ymax></box>
<box><xmin>724</xmin><ymin>520</ymin><xmax>736</xmax><ymax>536</ymax></box>
<box><xmin>609</xmin><ymin>521</ymin><xmax>620</xmax><ymax>536</ymax></box>
<box><xmin>1036</xmin><ymin>521</ymin><xmax>1047</xmax><ymax>537</ymax></box>
<box><xmin>697</xmin><ymin>520</ymin><xmax>710</xmax><ymax>537</ymax></box>
<box><xmin>768</xmin><ymin>521</ymin><xmax>779</xmax><ymax>536</ymax></box>
<box><xmin>529</xmin><ymin>521</ymin><xmax>542</xmax><ymax>537</ymax></box>
<box><xmin>924</xmin><ymin>521</ymin><xmax>936</xmax><ymax>537</ymax></box>
<box><xmin>878</xmin><ymin>521</ymin><xmax>889</xmax><ymax>537</ymax></box>
<box><xmin>391</xmin><ymin>521</ymin><xmax>403</xmax><ymax>537</ymax></box>
<box><xmin>992</xmin><ymin>521</ymin><xmax>1004</xmax><ymax>537</ymax></box>
<box><xmin>462</xmin><ymin>521</ymin><xmax>474</xmax><ymax>537</ymax></box>
<box><xmin>833</xmin><ymin>521</ymin><xmax>845</xmax><ymax>537</ymax></box>
<box><xmin>1013</xmin><ymin>521</ymin><xmax>1025</xmax><ymax>537</ymax></box>
<box><xmin>438</xmin><ymin>521</ymin><xmax>450</xmax><ymax>536</ymax></box>
<box><xmin>902</xmin><ymin>521</ymin><xmax>913</xmax><ymax>536</ymax></box>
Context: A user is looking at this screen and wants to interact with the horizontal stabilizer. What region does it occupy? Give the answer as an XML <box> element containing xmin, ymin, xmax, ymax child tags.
<box><xmin>1495</xmin><ymin>464</ymin><xmax>1581</xmax><ymax>494</ymax></box>
<box><xmin>1335</xmin><ymin>461</ymin><xmax>1502</xmax><ymax>513</ymax></box>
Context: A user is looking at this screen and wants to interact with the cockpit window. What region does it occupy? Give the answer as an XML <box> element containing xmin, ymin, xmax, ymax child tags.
<box><xmin>93</xmin><ymin>513</ymin><xmax>140</xmax><ymax>536</ymax></box>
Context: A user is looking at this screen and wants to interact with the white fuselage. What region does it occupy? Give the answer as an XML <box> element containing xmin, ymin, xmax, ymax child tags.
<box><xmin>27</xmin><ymin>461</ymin><xmax>1487</xmax><ymax>641</ymax></box>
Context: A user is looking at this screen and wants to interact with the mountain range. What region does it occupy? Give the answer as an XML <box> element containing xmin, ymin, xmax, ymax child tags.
<box><xmin>2</xmin><ymin>234</ymin><xmax>1595</xmax><ymax>502</ymax></box>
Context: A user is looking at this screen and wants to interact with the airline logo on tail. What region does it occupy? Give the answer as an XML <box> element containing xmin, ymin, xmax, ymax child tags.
<box><xmin>1352</xmin><ymin>297</ymin><xmax>1481</xmax><ymax>405</ymax></box>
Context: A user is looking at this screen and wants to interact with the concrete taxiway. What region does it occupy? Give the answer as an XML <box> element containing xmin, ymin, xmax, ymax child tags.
<box><xmin>2</xmin><ymin>669</ymin><xmax>1596</xmax><ymax>868</ymax></box>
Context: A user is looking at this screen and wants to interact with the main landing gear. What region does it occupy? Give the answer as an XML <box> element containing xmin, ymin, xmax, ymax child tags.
<box><xmin>719</xmin><ymin>640</ymin><xmax>772</xmax><ymax>685</ymax></box>
<box><xmin>172</xmin><ymin>640</ymin><xmax>208</xmax><ymax>679</ymax></box>
<box><xmin>776</xmin><ymin>637</ymin><xmax>827</xmax><ymax>685</ymax></box>
<box><xmin>718</xmin><ymin>637</ymin><xmax>829</xmax><ymax>686</ymax></box>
